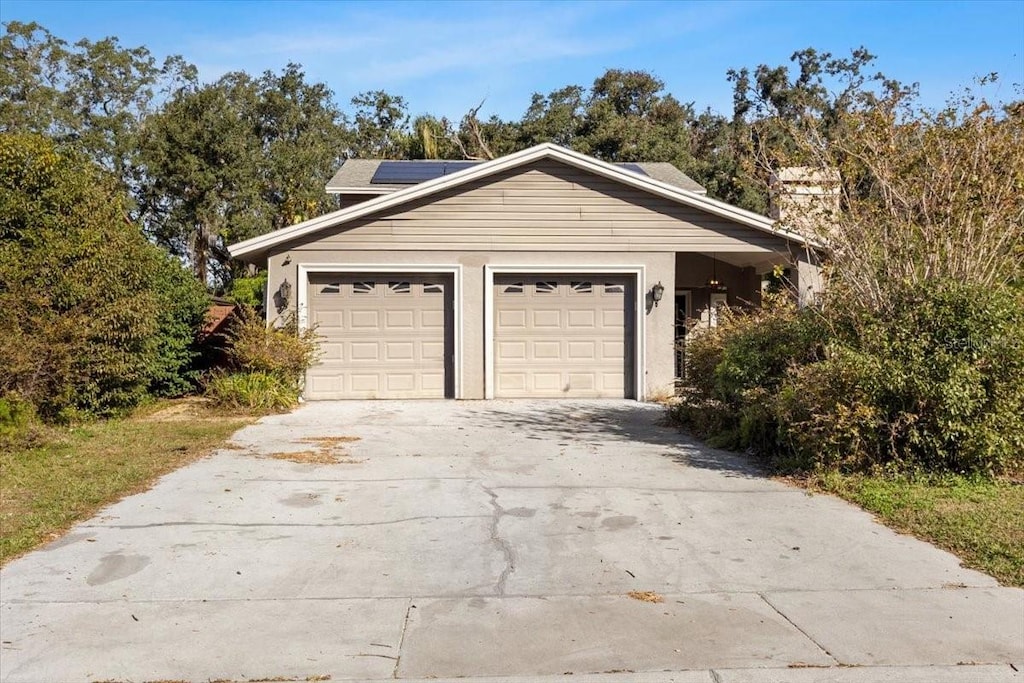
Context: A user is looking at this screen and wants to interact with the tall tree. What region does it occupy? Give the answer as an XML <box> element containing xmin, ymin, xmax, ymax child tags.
<box><xmin>139</xmin><ymin>66</ymin><xmax>347</xmax><ymax>286</ymax></box>
<box><xmin>519</xmin><ymin>85</ymin><xmax>586</xmax><ymax>147</ymax></box>
<box><xmin>725</xmin><ymin>47</ymin><xmax>917</xmax><ymax>211</ymax></box>
<box><xmin>349</xmin><ymin>90</ymin><xmax>410</xmax><ymax>158</ymax></box>
<box><xmin>0</xmin><ymin>21</ymin><xmax>195</xmax><ymax>192</ymax></box>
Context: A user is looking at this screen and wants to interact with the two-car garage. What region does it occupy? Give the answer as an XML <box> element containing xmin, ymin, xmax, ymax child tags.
<box><xmin>302</xmin><ymin>270</ymin><xmax>636</xmax><ymax>401</ymax></box>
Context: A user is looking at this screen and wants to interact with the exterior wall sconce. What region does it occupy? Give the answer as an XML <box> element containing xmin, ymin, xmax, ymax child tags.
<box><xmin>651</xmin><ymin>281</ymin><xmax>665</xmax><ymax>307</ymax></box>
<box><xmin>275</xmin><ymin>278</ymin><xmax>293</xmax><ymax>313</ymax></box>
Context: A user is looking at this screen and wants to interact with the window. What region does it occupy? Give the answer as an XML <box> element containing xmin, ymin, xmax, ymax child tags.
<box><xmin>570</xmin><ymin>281</ymin><xmax>593</xmax><ymax>294</ymax></box>
<box><xmin>604</xmin><ymin>283</ymin><xmax>625</xmax><ymax>294</ymax></box>
<box><xmin>353</xmin><ymin>281</ymin><xmax>376</xmax><ymax>294</ymax></box>
<box><xmin>535</xmin><ymin>281</ymin><xmax>557</xmax><ymax>294</ymax></box>
<box><xmin>388</xmin><ymin>281</ymin><xmax>411</xmax><ymax>294</ymax></box>
<box><xmin>320</xmin><ymin>283</ymin><xmax>340</xmax><ymax>294</ymax></box>
<box><xmin>423</xmin><ymin>282</ymin><xmax>444</xmax><ymax>294</ymax></box>
<box><xmin>502</xmin><ymin>282</ymin><xmax>524</xmax><ymax>294</ymax></box>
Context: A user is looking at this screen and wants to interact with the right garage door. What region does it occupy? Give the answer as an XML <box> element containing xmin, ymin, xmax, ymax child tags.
<box><xmin>493</xmin><ymin>274</ymin><xmax>633</xmax><ymax>398</ymax></box>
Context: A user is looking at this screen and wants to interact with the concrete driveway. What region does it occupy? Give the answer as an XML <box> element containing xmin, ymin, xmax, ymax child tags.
<box><xmin>1</xmin><ymin>401</ymin><xmax>1021</xmax><ymax>683</ymax></box>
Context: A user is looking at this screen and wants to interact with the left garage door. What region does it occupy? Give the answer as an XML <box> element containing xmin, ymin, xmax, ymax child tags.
<box><xmin>305</xmin><ymin>274</ymin><xmax>452</xmax><ymax>399</ymax></box>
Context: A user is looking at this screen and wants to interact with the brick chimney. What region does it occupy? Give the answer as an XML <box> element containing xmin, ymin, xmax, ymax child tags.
<box><xmin>769</xmin><ymin>167</ymin><xmax>840</xmax><ymax>240</ymax></box>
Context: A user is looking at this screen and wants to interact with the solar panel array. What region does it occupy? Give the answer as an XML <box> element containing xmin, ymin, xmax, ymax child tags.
<box><xmin>369</xmin><ymin>159</ymin><xmax>649</xmax><ymax>185</ymax></box>
<box><xmin>371</xmin><ymin>161</ymin><xmax>481</xmax><ymax>184</ymax></box>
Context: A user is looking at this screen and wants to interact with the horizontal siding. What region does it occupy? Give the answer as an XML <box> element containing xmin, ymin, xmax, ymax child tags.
<box><xmin>294</xmin><ymin>160</ymin><xmax>786</xmax><ymax>253</ymax></box>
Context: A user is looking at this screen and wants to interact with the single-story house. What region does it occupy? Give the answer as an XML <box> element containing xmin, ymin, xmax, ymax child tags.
<box><xmin>227</xmin><ymin>143</ymin><xmax>822</xmax><ymax>401</ymax></box>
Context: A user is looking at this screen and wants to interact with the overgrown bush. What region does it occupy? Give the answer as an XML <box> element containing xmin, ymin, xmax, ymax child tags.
<box><xmin>0</xmin><ymin>133</ymin><xmax>208</xmax><ymax>420</ymax></box>
<box><xmin>204</xmin><ymin>305</ymin><xmax>321</xmax><ymax>412</ymax></box>
<box><xmin>673</xmin><ymin>294</ymin><xmax>825</xmax><ymax>450</ymax></box>
<box><xmin>671</xmin><ymin>281</ymin><xmax>1024</xmax><ymax>476</ymax></box>
<box><xmin>225</xmin><ymin>306</ymin><xmax>321</xmax><ymax>381</ymax></box>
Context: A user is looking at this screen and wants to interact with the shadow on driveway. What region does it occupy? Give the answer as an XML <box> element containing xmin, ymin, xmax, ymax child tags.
<box><xmin>456</xmin><ymin>400</ymin><xmax>769</xmax><ymax>481</ymax></box>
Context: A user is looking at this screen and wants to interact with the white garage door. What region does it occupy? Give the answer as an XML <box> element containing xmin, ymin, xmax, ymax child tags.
<box><xmin>306</xmin><ymin>274</ymin><xmax>452</xmax><ymax>399</ymax></box>
<box><xmin>493</xmin><ymin>275</ymin><xmax>633</xmax><ymax>398</ymax></box>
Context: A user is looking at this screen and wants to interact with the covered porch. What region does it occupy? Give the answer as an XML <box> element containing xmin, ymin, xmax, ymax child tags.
<box><xmin>671</xmin><ymin>250</ymin><xmax>820</xmax><ymax>380</ymax></box>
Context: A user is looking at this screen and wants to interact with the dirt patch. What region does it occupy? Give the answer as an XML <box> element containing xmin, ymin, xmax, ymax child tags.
<box><xmin>267</xmin><ymin>436</ymin><xmax>363</xmax><ymax>465</ymax></box>
<box><xmin>299</xmin><ymin>436</ymin><xmax>361</xmax><ymax>447</ymax></box>
<box><xmin>627</xmin><ymin>590</ymin><xmax>665</xmax><ymax>603</ymax></box>
<box><xmin>139</xmin><ymin>397</ymin><xmax>231</xmax><ymax>423</ymax></box>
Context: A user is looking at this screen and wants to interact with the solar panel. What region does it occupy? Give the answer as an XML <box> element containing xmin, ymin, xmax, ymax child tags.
<box><xmin>369</xmin><ymin>159</ymin><xmax>648</xmax><ymax>184</ymax></box>
<box><xmin>616</xmin><ymin>163</ymin><xmax>648</xmax><ymax>176</ymax></box>
<box><xmin>371</xmin><ymin>160</ymin><xmax>480</xmax><ymax>184</ymax></box>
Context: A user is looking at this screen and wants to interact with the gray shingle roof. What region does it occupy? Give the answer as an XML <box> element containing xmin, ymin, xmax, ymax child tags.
<box><xmin>325</xmin><ymin>159</ymin><xmax>706</xmax><ymax>194</ymax></box>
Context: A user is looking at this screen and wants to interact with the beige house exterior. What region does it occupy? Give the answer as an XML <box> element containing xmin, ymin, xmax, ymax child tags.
<box><xmin>228</xmin><ymin>143</ymin><xmax>821</xmax><ymax>401</ymax></box>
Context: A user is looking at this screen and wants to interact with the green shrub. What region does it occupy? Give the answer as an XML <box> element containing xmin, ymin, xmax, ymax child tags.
<box><xmin>146</xmin><ymin>251</ymin><xmax>210</xmax><ymax>397</ymax></box>
<box><xmin>0</xmin><ymin>393</ymin><xmax>51</xmax><ymax>449</ymax></box>
<box><xmin>203</xmin><ymin>305</ymin><xmax>321</xmax><ymax>413</ymax></box>
<box><xmin>671</xmin><ymin>293</ymin><xmax>826</xmax><ymax>452</ymax></box>
<box><xmin>204</xmin><ymin>371</ymin><xmax>299</xmax><ymax>413</ymax></box>
<box><xmin>671</xmin><ymin>281</ymin><xmax>1024</xmax><ymax>476</ymax></box>
<box><xmin>816</xmin><ymin>282</ymin><xmax>1024</xmax><ymax>474</ymax></box>
<box><xmin>225</xmin><ymin>306</ymin><xmax>321</xmax><ymax>382</ymax></box>
<box><xmin>227</xmin><ymin>272</ymin><xmax>267</xmax><ymax>308</ymax></box>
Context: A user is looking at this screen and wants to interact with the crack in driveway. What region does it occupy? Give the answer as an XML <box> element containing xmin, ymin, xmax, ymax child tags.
<box><xmin>482</xmin><ymin>484</ymin><xmax>515</xmax><ymax>596</ymax></box>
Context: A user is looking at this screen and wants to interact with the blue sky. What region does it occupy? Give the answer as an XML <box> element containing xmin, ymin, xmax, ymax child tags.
<box><xmin>3</xmin><ymin>0</ymin><xmax>1022</xmax><ymax>120</ymax></box>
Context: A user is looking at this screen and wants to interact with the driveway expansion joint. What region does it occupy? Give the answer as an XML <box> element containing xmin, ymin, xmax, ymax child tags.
<box><xmin>392</xmin><ymin>598</ymin><xmax>414</xmax><ymax>679</ymax></box>
<box><xmin>758</xmin><ymin>592</ymin><xmax>842</xmax><ymax>666</ymax></box>
<box><xmin>81</xmin><ymin>515</ymin><xmax>490</xmax><ymax>530</ymax></box>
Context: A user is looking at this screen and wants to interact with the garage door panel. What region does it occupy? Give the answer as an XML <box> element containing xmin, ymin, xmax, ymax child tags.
<box><xmin>533</xmin><ymin>341</ymin><xmax>561</xmax><ymax>360</ymax></box>
<box><xmin>319</xmin><ymin>342</ymin><xmax>344</xmax><ymax>361</ymax></box>
<box><xmin>533</xmin><ymin>373</ymin><xmax>563</xmax><ymax>391</ymax></box>
<box><xmin>421</xmin><ymin>309</ymin><xmax>445</xmax><ymax>328</ymax></box>
<box><xmin>349</xmin><ymin>310</ymin><xmax>380</xmax><ymax>329</ymax></box>
<box><xmin>498</xmin><ymin>309</ymin><xmax>527</xmax><ymax>328</ymax></box>
<box><xmin>421</xmin><ymin>341</ymin><xmax>445</xmax><ymax>361</ymax></box>
<box><xmin>603</xmin><ymin>340</ymin><xmax>625</xmax><ymax>359</ymax></box>
<box><xmin>350</xmin><ymin>374</ymin><xmax>380</xmax><ymax>392</ymax></box>
<box><xmin>305</xmin><ymin>274</ymin><xmax>452</xmax><ymax>399</ymax></box>
<box><xmin>533</xmin><ymin>310</ymin><xmax>561</xmax><ymax>327</ymax></box>
<box><xmin>349</xmin><ymin>342</ymin><xmax>379</xmax><ymax>361</ymax></box>
<box><xmin>498</xmin><ymin>341</ymin><xmax>528</xmax><ymax>360</ymax></box>
<box><xmin>494</xmin><ymin>274</ymin><xmax>633</xmax><ymax>399</ymax></box>
<box><xmin>385</xmin><ymin>310</ymin><xmax>415</xmax><ymax>329</ymax></box>
<box><xmin>602</xmin><ymin>309</ymin><xmax>624</xmax><ymax>327</ymax></box>
<box><xmin>567</xmin><ymin>310</ymin><xmax>595</xmax><ymax>328</ymax></box>
<box><xmin>567</xmin><ymin>373</ymin><xmax>596</xmax><ymax>390</ymax></box>
<box><xmin>384</xmin><ymin>342</ymin><xmax>414</xmax><ymax>361</ymax></box>
<box><xmin>567</xmin><ymin>341</ymin><xmax>596</xmax><ymax>360</ymax></box>
<box><xmin>421</xmin><ymin>373</ymin><xmax>444</xmax><ymax>392</ymax></box>
<box><xmin>603</xmin><ymin>372</ymin><xmax>625</xmax><ymax>390</ymax></box>
<box><xmin>386</xmin><ymin>374</ymin><xmax>416</xmax><ymax>391</ymax></box>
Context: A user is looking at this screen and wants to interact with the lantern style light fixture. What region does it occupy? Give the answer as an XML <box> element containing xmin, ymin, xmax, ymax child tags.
<box><xmin>651</xmin><ymin>281</ymin><xmax>665</xmax><ymax>307</ymax></box>
<box><xmin>276</xmin><ymin>278</ymin><xmax>293</xmax><ymax>313</ymax></box>
<box><xmin>707</xmin><ymin>254</ymin><xmax>727</xmax><ymax>292</ymax></box>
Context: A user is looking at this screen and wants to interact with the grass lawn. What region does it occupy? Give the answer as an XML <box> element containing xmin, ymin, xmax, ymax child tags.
<box><xmin>807</xmin><ymin>472</ymin><xmax>1024</xmax><ymax>588</ymax></box>
<box><xmin>0</xmin><ymin>400</ymin><xmax>252</xmax><ymax>565</ymax></box>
